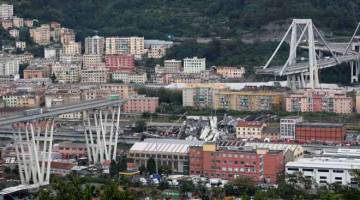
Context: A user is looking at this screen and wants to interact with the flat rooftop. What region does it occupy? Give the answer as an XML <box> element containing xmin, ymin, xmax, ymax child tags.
<box><xmin>286</xmin><ymin>157</ymin><xmax>360</xmax><ymax>170</ymax></box>
<box><xmin>297</xmin><ymin>122</ymin><xmax>344</xmax><ymax>128</ymax></box>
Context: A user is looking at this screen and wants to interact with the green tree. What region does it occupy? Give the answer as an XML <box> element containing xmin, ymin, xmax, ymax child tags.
<box><xmin>139</xmin><ymin>165</ymin><xmax>146</xmax><ymax>175</ymax></box>
<box><xmin>146</xmin><ymin>157</ymin><xmax>157</xmax><ymax>174</ymax></box>
<box><xmin>158</xmin><ymin>165</ymin><xmax>172</xmax><ymax>176</ymax></box>
<box><xmin>109</xmin><ymin>160</ymin><xmax>119</xmax><ymax>178</ymax></box>
<box><xmin>101</xmin><ymin>180</ymin><xmax>135</xmax><ymax>200</ymax></box>
<box><xmin>134</xmin><ymin>120</ymin><xmax>146</xmax><ymax>132</ymax></box>
<box><xmin>231</xmin><ymin>176</ymin><xmax>256</xmax><ymax>196</ymax></box>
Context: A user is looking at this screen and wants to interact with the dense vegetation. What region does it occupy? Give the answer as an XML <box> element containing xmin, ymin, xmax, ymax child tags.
<box><xmin>35</xmin><ymin>171</ymin><xmax>360</xmax><ymax>200</ymax></box>
<box><xmin>4</xmin><ymin>0</ymin><xmax>360</xmax><ymax>40</ymax></box>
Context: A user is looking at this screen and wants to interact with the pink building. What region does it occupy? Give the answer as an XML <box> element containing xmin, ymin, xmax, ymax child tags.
<box><xmin>123</xmin><ymin>95</ymin><xmax>159</xmax><ymax>113</ymax></box>
<box><xmin>105</xmin><ymin>54</ymin><xmax>135</xmax><ymax>71</ymax></box>
<box><xmin>285</xmin><ymin>89</ymin><xmax>353</xmax><ymax>114</ymax></box>
<box><xmin>53</xmin><ymin>141</ymin><xmax>87</xmax><ymax>159</ymax></box>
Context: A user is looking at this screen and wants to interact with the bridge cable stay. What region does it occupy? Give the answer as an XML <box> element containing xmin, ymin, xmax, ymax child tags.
<box><xmin>344</xmin><ymin>22</ymin><xmax>360</xmax><ymax>55</ymax></box>
<box><xmin>312</xmin><ymin>25</ymin><xmax>341</xmax><ymax>64</ymax></box>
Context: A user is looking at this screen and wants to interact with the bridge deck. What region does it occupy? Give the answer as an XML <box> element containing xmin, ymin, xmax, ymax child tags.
<box><xmin>257</xmin><ymin>54</ymin><xmax>360</xmax><ymax>76</ymax></box>
<box><xmin>0</xmin><ymin>99</ymin><xmax>125</xmax><ymax>126</ymax></box>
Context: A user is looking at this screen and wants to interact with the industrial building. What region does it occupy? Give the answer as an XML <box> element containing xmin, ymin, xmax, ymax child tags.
<box><xmin>128</xmin><ymin>139</ymin><xmax>205</xmax><ymax>174</ymax></box>
<box><xmin>286</xmin><ymin>157</ymin><xmax>360</xmax><ymax>186</ymax></box>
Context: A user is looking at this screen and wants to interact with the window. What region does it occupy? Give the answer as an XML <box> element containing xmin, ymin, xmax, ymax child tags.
<box><xmin>302</xmin><ymin>168</ymin><xmax>314</xmax><ymax>172</ymax></box>
<box><xmin>335</xmin><ymin>177</ymin><xmax>342</xmax><ymax>180</ymax></box>
<box><xmin>333</xmin><ymin>170</ymin><xmax>343</xmax><ymax>173</ymax></box>
<box><xmin>318</xmin><ymin>169</ymin><xmax>329</xmax><ymax>173</ymax></box>
<box><xmin>287</xmin><ymin>168</ymin><xmax>299</xmax><ymax>171</ymax></box>
<box><xmin>320</xmin><ymin>176</ymin><xmax>327</xmax><ymax>179</ymax></box>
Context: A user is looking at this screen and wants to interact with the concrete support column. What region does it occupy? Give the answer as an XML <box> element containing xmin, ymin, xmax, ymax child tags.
<box><xmin>351</xmin><ymin>61</ymin><xmax>359</xmax><ymax>83</ymax></box>
<box><xmin>84</xmin><ymin>105</ymin><xmax>121</xmax><ymax>165</ymax></box>
<box><xmin>15</xmin><ymin>119</ymin><xmax>55</xmax><ymax>185</ymax></box>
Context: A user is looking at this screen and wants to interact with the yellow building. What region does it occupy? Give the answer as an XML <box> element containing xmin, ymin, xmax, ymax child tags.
<box><xmin>182</xmin><ymin>83</ymin><xmax>229</xmax><ymax>108</ymax></box>
<box><xmin>213</xmin><ymin>90</ymin><xmax>283</xmax><ymax>111</ymax></box>
<box><xmin>30</xmin><ymin>24</ymin><xmax>51</xmax><ymax>45</ymax></box>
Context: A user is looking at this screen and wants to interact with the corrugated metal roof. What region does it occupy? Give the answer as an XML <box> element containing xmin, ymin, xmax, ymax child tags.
<box><xmin>130</xmin><ymin>139</ymin><xmax>204</xmax><ymax>154</ymax></box>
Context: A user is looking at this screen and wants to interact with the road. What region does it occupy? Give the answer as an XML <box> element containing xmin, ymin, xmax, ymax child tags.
<box><xmin>0</xmin><ymin>99</ymin><xmax>125</xmax><ymax>127</ymax></box>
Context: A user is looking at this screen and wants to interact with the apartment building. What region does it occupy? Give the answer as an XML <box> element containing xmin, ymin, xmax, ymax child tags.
<box><xmin>52</xmin><ymin>63</ymin><xmax>80</xmax><ymax>83</ymax></box>
<box><xmin>213</xmin><ymin>90</ymin><xmax>284</xmax><ymax>112</ymax></box>
<box><xmin>105</xmin><ymin>37</ymin><xmax>145</xmax><ymax>56</ymax></box>
<box><xmin>9</xmin><ymin>28</ymin><xmax>19</xmax><ymax>38</ymax></box>
<box><xmin>0</xmin><ymin>58</ymin><xmax>19</xmax><ymax>76</ymax></box>
<box><xmin>53</xmin><ymin>142</ymin><xmax>87</xmax><ymax>159</ymax></box>
<box><xmin>122</xmin><ymin>95</ymin><xmax>159</xmax><ymax>113</ymax></box>
<box><xmin>82</xmin><ymin>54</ymin><xmax>104</xmax><ymax>68</ymax></box>
<box><xmin>60</xmin><ymin>28</ymin><xmax>75</xmax><ymax>45</ymax></box>
<box><xmin>105</xmin><ymin>54</ymin><xmax>135</xmax><ymax>71</ymax></box>
<box><xmin>129</xmin><ymin>139</ymin><xmax>205</xmax><ymax>174</ymax></box>
<box><xmin>111</xmin><ymin>71</ymin><xmax>147</xmax><ymax>84</ymax></box>
<box><xmin>182</xmin><ymin>83</ymin><xmax>229</xmax><ymax>108</ymax></box>
<box><xmin>295</xmin><ymin>122</ymin><xmax>345</xmax><ymax>144</ymax></box>
<box><xmin>30</xmin><ymin>24</ymin><xmax>51</xmax><ymax>45</ymax></box>
<box><xmin>286</xmin><ymin>157</ymin><xmax>360</xmax><ymax>186</ymax></box>
<box><xmin>147</xmin><ymin>45</ymin><xmax>166</xmax><ymax>58</ymax></box>
<box><xmin>183</xmin><ymin>57</ymin><xmax>206</xmax><ymax>73</ymax></box>
<box><xmin>50</xmin><ymin>21</ymin><xmax>61</xmax><ymax>42</ymax></box>
<box><xmin>280</xmin><ymin>116</ymin><xmax>303</xmax><ymax>140</ymax></box>
<box><xmin>236</xmin><ymin>121</ymin><xmax>267</xmax><ymax>140</ymax></box>
<box><xmin>98</xmin><ymin>84</ymin><xmax>136</xmax><ymax>99</ymax></box>
<box><xmin>189</xmin><ymin>143</ymin><xmax>284</xmax><ymax>183</ymax></box>
<box><xmin>80</xmin><ymin>68</ymin><xmax>109</xmax><ymax>83</ymax></box>
<box><xmin>23</xmin><ymin>66</ymin><xmax>49</xmax><ymax>79</ymax></box>
<box><xmin>45</xmin><ymin>88</ymin><xmax>81</xmax><ymax>107</ymax></box>
<box><xmin>164</xmin><ymin>59</ymin><xmax>182</xmax><ymax>73</ymax></box>
<box><xmin>0</xmin><ymin>4</ymin><xmax>13</xmax><ymax>20</ymax></box>
<box><xmin>216</xmin><ymin>66</ymin><xmax>245</xmax><ymax>79</ymax></box>
<box><xmin>24</xmin><ymin>19</ymin><xmax>33</xmax><ymax>28</ymax></box>
<box><xmin>1</xmin><ymin>19</ymin><xmax>12</xmax><ymax>30</ymax></box>
<box><xmin>2</xmin><ymin>93</ymin><xmax>42</xmax><ymax>108</ymax></box>
<box><xmin>62</xmin><ymin>41</ymin><xmax>81</xmax><ymax>56</ymax></box>
<box><xmin>85</xmin><ymin>35</ymin><xmax>105</xmax><ymax>55</ymax></box>
<box><xmin>12</xmin><ymin>16</ymin><xmax>24</xmax><ymax>28</ymax></box>
<box><xmin>285</xmin><ymin>89</ymin><xmax>353</xmax><ymax>114</ymax></box>
<box><xmin>105</xmin><ymin>37</ymin><xmax>129</xmax><ymax>54</ymax></box>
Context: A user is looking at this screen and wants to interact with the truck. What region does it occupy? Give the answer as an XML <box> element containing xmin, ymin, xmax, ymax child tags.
<box><xmin>108</xmin><ymin>94</ymin><xmax>120</xmax><ymax>101</ymax></box>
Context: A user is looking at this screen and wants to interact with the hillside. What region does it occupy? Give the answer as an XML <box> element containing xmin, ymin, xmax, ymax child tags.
<box><xmin>4</xmin><ymin>0</ymin><xmax>360</xmax><ymax>40</ymax></box>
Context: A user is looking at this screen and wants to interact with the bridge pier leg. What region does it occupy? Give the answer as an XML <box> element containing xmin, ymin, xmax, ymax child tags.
<box><xmin>83</xmin><ymin>106</ymin><xmax>121</xmax><ymax>165</ymax></box>
<box><xmin>351</xmin><ymin>61</ymin><xmax>359</xmax><ymax>83</ymax></box>
<box><xmin>14</xmin><ymin>119</ymin><xmax>54</xmax><ymax>185</ymax></box>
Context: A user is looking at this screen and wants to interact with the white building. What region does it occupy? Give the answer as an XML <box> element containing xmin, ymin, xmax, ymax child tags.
<box><xmin>80</xmin><ymin>68</ymin><xmax>108</xmax><ymax>83</ymax></box>
<box><xmin>84</xmin><ymin>35</ymin><xmax>105</xmax><ymax>55</ymax></box>
<box><xmin>280</xmin><ymin>116</ymin><xmax>303</xmax><ymax>139</ymax></box>
<box><xmin>44</xmin><ymin>47</ymin><xmax>57</xmax><ymax>59</ymax></box>
<box><xmin>52</xmin><ymin>63</ymin><xmax>80</xmax><ymax>83</ymax></box>
<box><xmin>164</xmin><ymin>59</ymin><xmax>182</xmax><ymax>73</ymax></box>
<box><xmin>0</xmin><ymin>58</ymin><xmax>19</xmax><ymax>76</ymax></box>
<box><xmin>9</xmin><ymin>28</ymin><xmax>19</xmax><ymax>38</ymax></box>
<box><xmin>105</xmin><ymin>36</ymin><xmax>144</xmax><ymax>57</ymax></box>
<box><xmin>0</xmin><ymin>4</ymin><xmax>13</xmax><ymax>20</ymax></box>
<box><xmin>15</xmin><ymin>41</ymin><xmax>26</xmax><ymax>50</ymax></box>
<box><xmin>286</xmin><ymin>157</ymin><xmax>360</xmax><ymax>186</ymax></box>
<box><xmin>183</xmin><ymin>57</ymin><xmax>206</xmax><ymax>73</ymax></box>
<box><xmin>128</xmin><ymin>139</ymin><xmax>205</xmax><ymax>174</ymax></box>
